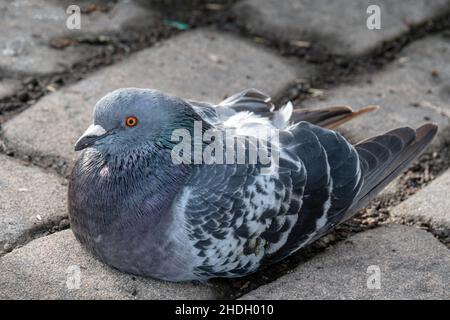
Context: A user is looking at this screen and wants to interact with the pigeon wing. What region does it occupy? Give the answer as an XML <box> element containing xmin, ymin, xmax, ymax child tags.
<box><xmin>179</xmin><ymin>137</ymin><xmax>307</xmax><ymax>278</ymax></box>
<box><xmin>263</xmin><ymin>122</ymin><xmax>363</xmax><ymax>262</ymax></box>
<box><xmin>267</xmin><ymin>122</ymin><xmax>437</xmax><ymax>262</ymax></box>
<box><xmin>178</xmin><ymin>122</ymin><xmax>362</xmax><ymax>276</ymax></box>
<box><xmin>188</xmin><ymin>88</ymin><xmax>275</xmax><ymax>128</ymax></box>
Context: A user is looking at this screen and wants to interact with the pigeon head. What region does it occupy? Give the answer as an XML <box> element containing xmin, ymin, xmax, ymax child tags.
<box><xmin>74</xmin><ymin>88</ymin><xmax>200</xmax><ymax>153</ymax></box>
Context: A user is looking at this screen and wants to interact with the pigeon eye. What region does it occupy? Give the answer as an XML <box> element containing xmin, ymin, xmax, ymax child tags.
<box><xmin>125</xmin><ymin>116</ymin><xmax>138</xmax><ymax>127</ymax></box>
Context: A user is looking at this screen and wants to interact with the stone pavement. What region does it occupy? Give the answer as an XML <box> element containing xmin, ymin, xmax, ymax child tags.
<box><xmin>0</xmin><ymin>0</ymin><xmax>158</xmax><ymax>76</ymax></box>
<box><xmin>392</xmin><ymin>169</ymin><xmax>450</xmax><ymax>230</ymax></box>
<box><xmin>234</xmin><ymin>0</ymin><xmax>450</xmax><ymax>56</ymax></box>
<box><xmin>302</xmin><ymin>35</ymin><xmax>450</xmax><ymax>147</ymax></box>
<box><xmin>0</xmin><ymin>155</ymin><xmax>66</xmax><ymax>255</ymax></box>
<box><xmin>0</xmin><ymin>80</ymin><xmax>21</xmax><ymax>100</ymax></box>
<box><xmin>0</xmin><ymin>230</ymin><xmax>218</xmax><ymax>300</ymax></box>
<box><xmin>240</xmin><ymin>225</ymin><xmax>450</xmax><ymax>300</ymax></box>
<box><xmin>0</xmin><ymin>0</ymin><xmax>449</xmax><ymax>300</ymax></box>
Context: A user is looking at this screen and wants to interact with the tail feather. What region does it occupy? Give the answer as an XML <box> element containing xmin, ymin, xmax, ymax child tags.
<box><xmin>344</xmin><ymin>123</ymin><xmax>438</xmax><ymax>220</ymax></box>
<box><xmin>292</xmin><ymin>105</ymin><xmax>379</xmax><ymax>128</ymax></box>
<box><xmin>217</xmin><ymin>89</ymin><xmax>378</xmax><ymax>130</ymax></box>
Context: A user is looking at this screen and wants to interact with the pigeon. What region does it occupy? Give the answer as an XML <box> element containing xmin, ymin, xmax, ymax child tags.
<box><xmin>69</xmin><ymin>88</ymin><xmax>437</xmax><ymax>282</ymax></box>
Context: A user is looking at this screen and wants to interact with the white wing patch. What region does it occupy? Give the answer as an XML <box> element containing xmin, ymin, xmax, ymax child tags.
<box><xmin>272</xmin><ymin>101</ymin><xmax>293</xmax><ymax>129</ymax></box>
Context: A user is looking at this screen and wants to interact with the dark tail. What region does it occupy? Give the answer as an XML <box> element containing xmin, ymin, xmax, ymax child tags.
<box><xmin>292</xmin><ymin>105</ymin><xmax>379</xmax><ymax>128</ymax></box>
<box><xmin>344</xmin><ymin>123</ymin><xmax>438</xmax><ymax>220</ymax></box>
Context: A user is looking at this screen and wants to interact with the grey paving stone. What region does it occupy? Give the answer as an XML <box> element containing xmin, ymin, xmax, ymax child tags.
<box><xmin>240</xmin><ymin>225</ymin><xmax>450</xmax><ymax>300</ymax></box>
<box><xmin>301</xmin><ymin>36</ymin><xmax>450</xmax><ymax>147</ymax></box>
<box><xmin>391</xmin><ymin>169</ymin><xmax>450</xmax><ymax>229</ymax></box>
<box><xmin>1</xmin><ymin>29</ymin><xmax>306</xmax><ymax>175</ymax></box>
<box><xmin>233</xmin><ymin>0</ymin><xmax>450</xmax><ymax>56</ymax></box>
<box><xmin>0</xmin><ymin>229</ymin><xmax>217</xmax><ymax>299</ymax></box>
<box><xmin>0</xmin><ymin>79</ymin><xmax>21</xmax><ymax>99</ymax></box>
<box><xmin>0</xmin><ymin>0</ymin><xmax>157</xmax><ymax>75</ymax></box>
<box><xmin>0</xmin><ymin>155</ymin><xmax>67</xmax><ymax>254</ymax></box>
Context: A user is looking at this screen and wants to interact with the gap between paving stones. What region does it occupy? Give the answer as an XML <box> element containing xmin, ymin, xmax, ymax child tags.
<box><xmin>222</xmin><ymin>8</ymin><xmax>450</xmax><ymax>105</ymax></box>
<box><xmin>0</xmin><ymin>215</ymin><xmax>70</xmax><ymax>258</ymax></box>
<box><xmin>0</xmin><ymin>0</ymin><xmax>242</xmax><ymax>124</ymax></box>
<box><xmin>232</xmin><ymin>0</ymin><xmax>450</xmax><ymax>56</ymax></box>
<box><xmin>0</xmin><ymin>151</ymin><xmax>71</xmax><ymax>257</ymax></box>
<box><xmin>0</xmin><ymin>3</ymin><xmax>243</xmax><ymax>176</ymax></box>
<box><xmin>0</xmin><ymin>22</ymin><xmax>177</xmax><ymax>124</ymax></box>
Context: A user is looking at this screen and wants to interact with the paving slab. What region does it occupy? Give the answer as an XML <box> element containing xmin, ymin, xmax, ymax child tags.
<box><xmin>1</xmin><ymin>29</ymin><xmax>307</xmax><ymax>175</ymax></box>
<box><xmin>0</xmin><ymin>79</ymin><xmax>21</xmax><ymax>100</ymax></box>
<box><xmin>233</xmin><ymin>0</ymin><xmax>450</xmax><ymax>56</ymax></box>
<box><xmin>0</xmin><ymin>0</ymin><xmax>158</xmax><ymax>75</ymax></box>
<box><xmin>301</xmin><ymin>36</ymin><xmax>450</xmax><ymax>147</ymax></box>
<box><xmin>240</xmin><ymin>225</ymin><xmax>450</xmax><ymax>300</ymax></box>
<box><xmin>391</xmin><ymin>169</ymin><xmax>450</xmax><ymax>229</ymax></box>
<box><xmin>0</xmin><ymin>155</ymin><xmax>67</xmax><ymax>254</ymax></box>
<box><xmin>0</xmin><ymin>229</ymin><xmax>218</xmax><ymax>299</ymax></box>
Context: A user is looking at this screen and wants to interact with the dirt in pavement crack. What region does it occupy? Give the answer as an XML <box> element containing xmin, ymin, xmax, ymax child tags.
<box><xmin>220</xmin><ymin>8</ymin><xmax>450</xmax><ymax>105</ymax></box>
<box><xmin>0</xmin><ymin>1</ymin><xmax>242</xmax><ymax>124</ymax></box>
<box><xmin>0</xmin><ymin>216</ymin><xmax>70</xmax><ymax>258</ymax></box>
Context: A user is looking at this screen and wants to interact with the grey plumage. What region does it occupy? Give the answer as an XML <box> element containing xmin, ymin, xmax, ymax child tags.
<box><xmin>68</xmin><ymin>88</ymin><xmax>437</xmax><ymax>281</ymax></box>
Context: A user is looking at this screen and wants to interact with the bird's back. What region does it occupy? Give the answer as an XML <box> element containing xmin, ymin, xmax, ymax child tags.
<box><xmin>180</xmin><ymin>89</ymin><xmax>437</xmax><ymax>278</ymax></box>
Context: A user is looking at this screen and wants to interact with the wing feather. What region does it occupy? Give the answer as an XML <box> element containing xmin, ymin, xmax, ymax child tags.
<box><xmin>178</xmin><ymin>136</ymin><xmax>306</xmax><ymax>278</ymax></box>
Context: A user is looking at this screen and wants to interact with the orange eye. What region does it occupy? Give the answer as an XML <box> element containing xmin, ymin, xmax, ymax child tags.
<box><xmin>125</xmin><ymin>116</ymin><xmax>138</xmax><ymax>127</ymax></box>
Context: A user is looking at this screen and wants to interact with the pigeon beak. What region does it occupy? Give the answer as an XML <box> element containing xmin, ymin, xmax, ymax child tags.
<box><xmin>74</xmin><ymin>124</ymin><xmax>108</xmax><ymax>151</ymax></box>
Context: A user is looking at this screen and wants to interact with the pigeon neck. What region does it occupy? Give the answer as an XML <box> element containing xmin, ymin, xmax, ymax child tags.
<box><xmin>69</xmin><ymin>147</ymin><xmax>191</xmax><ymax>234</ymax></box>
